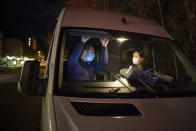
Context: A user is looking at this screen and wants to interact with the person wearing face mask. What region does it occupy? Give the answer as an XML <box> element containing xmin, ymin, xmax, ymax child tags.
<box><xmin>120</xmin><ymin>50</ymin><xmax>144</xmax><ymax>79</ymax></box>
<box><xmin>132</xmin><ymin>50</ymin><xmax>144</xmax><ymax>68</ymax></box>
<box><xmin>130</xmin><ymin>50</ymin><xmax>144</xmax><ymax>78</ymax></box>
<box><xmin>67</xmin><ymin>36</ymin><xmax>109</xmax><ymax>81</ymax></box>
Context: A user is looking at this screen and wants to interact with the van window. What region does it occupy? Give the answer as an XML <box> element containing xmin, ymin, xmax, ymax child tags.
<box><xmin>173</xmin><ymin>55</ymin><xmax>192</xmax><ymax>88</ymax></box>
<box><xmin>56</xmin><ymin>28</ymin><xmax>196</xmax><ymax>98</ymax></box>
<box><xmin>154</xmin><ymin>44</ymin><xmax>176</xmax><ymax>77</ymax></box>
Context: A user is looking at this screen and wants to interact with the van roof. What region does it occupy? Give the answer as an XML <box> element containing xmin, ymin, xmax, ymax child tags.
<box><xmin>61</xmin><ymin>8</ymin><xmax>173</xmax><ymax>40</ymax></box>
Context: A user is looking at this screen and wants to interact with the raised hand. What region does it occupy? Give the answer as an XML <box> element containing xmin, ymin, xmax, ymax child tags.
<box><xmin>81</xmin><ymin>36</ymin><xmax>90</xmax><ymax>44</ymax></box>
<box><xmin>100</xmin><ymin>38</ymin><xmax>109</xmax><ymax>47</ymax></box>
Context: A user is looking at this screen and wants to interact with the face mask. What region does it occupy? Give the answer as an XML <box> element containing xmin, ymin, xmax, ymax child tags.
<box><xmin>132</xmin><ymin>57</ymin><xmax>139</xmax><ymax>65</ymax></box>
<box><xmin>86</xmin><ymin>53</ymin><xmax>95</xmax><ymax>62</ymax></box>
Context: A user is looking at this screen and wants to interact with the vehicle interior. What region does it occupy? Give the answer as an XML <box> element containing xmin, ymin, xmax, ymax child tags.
<box><xmin>56</xmin><ymin>28</ymin><xmax>196</xmax><ymax>98</ymax></box>
<box><xmin>63</xmin><ymin>29</ymin><xmax>154</xmax><ymax>80</ymax></box>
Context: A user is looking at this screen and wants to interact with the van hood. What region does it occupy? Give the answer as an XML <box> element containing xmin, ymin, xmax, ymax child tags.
<box><xmin>54</xmin><ymin>96</ymin><xmax>196</xmax><ymax>131</ymax></box>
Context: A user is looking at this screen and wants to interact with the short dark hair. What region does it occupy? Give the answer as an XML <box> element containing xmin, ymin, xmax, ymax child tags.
<box><xmin>133</xmin><ymin>49</ymin><xmax>144</xmax><ymax>58</ymax></box>
<box><xmin>84</xmin><ymin>44</ymin><xmax>94</xmax><ymax>51</ymax></box>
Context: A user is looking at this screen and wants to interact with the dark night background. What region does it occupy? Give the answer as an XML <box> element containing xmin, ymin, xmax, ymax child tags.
<box><xmin>0</xmin><ymin>1</ymin><xmax>64</xmax><ymax>129</ymax></box>
<box><xmin>0</xmin><ymin>0</ymin><xmax>64</xmax><ymax>51</ymax></box>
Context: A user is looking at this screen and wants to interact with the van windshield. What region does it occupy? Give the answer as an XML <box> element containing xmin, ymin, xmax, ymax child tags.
<box><xmin>56</xmin><ymin>28</ymin><xmax>196</xmax><ymax>98</ymax></box>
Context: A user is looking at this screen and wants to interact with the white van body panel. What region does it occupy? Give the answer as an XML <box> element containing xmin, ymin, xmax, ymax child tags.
<box><xmin>53</xmin><ymin>96</ymin><xmax>196</xmax><ymax>131</ymax></box>
<box><xmin>41</xmin><ymin>8</ymin><xmax>65</xmax><ymax>131</ymax></box>
<box><xmin>61</xmin><ymin>8</ymin><xmax>173</xmax><ymax>40</ymax></box>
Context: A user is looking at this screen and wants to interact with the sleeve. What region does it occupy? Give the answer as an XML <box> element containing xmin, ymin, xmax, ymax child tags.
<box><xmin>93</xmin><ymin>46</ymin><xmax>108</xmax><ymax>72</ymax></box>
<box><xmin>67</xmin><ymin>41</ymin><xmax>85</xmax><ymax>70</ymax></box>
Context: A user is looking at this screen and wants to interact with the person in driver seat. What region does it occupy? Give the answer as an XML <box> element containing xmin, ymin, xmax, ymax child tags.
<box><xmin>120</xmin><ymin>50</ymin><xmax>144</xmax><ymax>79</ymax></box>
<box><xmin>67</xmin><ymin>36</ymin><xmax>109</xmax><ymax>81</ymax></box>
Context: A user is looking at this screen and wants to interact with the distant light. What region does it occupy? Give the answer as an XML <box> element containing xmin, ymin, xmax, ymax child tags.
<box><xmin>38</xmin><ymin>51</ymin><xmax>41</xmax><ymax>54</ymax></box>
<box><xmin>28</xmin><ymin>58</ymin><xmax>35</xmax><ymax>60</ymax></box>
<box><xmin>28</xmin><ymin>37</ymin><xmax>31</xmax><ymax>47</ymax></box>
<box><xmin>16</xmin><ymin>58</ymin><xmax>20</xmax><ymax>60</ymax></box>
<box><xmin>21</xmin><ymin>61</ymin><xmax>25</xmax><ymax>64</ymax></box>
<box><xmin>7</xmin><ymin>56</ymin><xmax>13</xmax><ymax>60</ymax></box>
<box><xmin>13</xmin><ymin>61</ymin><xmax>16</xmax><ymax>65</ymax></box>
<box><xmin>24</xmin><ymin>57</ymin><xmax>28</xmax><ymax>61</ymax></box>
<box><xmin>117</xmin><ymin>38</ymin><xmax>128</xmax><ymax>42</ymax></box>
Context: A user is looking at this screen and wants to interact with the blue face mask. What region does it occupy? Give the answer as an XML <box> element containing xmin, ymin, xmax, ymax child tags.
<box><xmin>86</xmin><ymin>53</ymin><xmax>95</xmax><ymax>62</ymax></box>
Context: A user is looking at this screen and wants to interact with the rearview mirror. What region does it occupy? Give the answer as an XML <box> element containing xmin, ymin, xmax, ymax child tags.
<box><xmin>17</xmin><ymin>61</ymin><xmax>46</xmax><ymax>96</ymax></box>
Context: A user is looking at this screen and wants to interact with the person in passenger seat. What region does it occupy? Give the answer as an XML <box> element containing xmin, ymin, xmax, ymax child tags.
<box><xmin>67</xmin><ymin>36</ymin><xmax>109</xmax><ymax>81</ymax></box>
<box><xmin>120</xmin><ymin>50</ymin><xmax>144</xmax><ymax>79</ymax></box>
<box><xmin>132</xmin><ymin>50</ymin><xmax>144</xmax><ymax>69</ymax></box>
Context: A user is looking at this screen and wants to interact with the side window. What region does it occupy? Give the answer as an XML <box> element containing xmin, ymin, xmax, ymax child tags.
<box><xmin>154</xmin><ymin>44</ymin><xmax>176</xmax><ymax>77</ymax></box>
<box><xmin>154</xmin><ymin>43</ymin><xmax>192</xmax><ymax>88</ymax></box>
<box><xmin>175</xmin><ymin>55</ymin><xmax>191</xmax><ymax>88</ymax></box>
<box><xmin>176</xmin><ymin>56</ymin><xmax>186</xmax><ymax>79</ymax></box>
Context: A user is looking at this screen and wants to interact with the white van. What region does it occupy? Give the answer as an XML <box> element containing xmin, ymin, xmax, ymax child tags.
<box><xmin>18</xmin><ymin>8</ymin><xmax>196</xmax><ymax>131</ymax></box>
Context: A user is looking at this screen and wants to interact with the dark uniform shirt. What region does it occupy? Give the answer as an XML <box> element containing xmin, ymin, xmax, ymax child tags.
<box><xmin>67</xmin><ymin>41</ymin><xmax>108</xmax><ymax>81</ymax></box>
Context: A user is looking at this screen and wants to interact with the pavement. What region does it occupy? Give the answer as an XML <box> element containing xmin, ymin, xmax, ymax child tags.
<box><xmin>0</xmin><ymin>68</ymin><xmax>41</xmax><ymax>131</ymax></box>
<box><xmin>0</xmin><ymin>68</ymin><xmax>21</xmax><ymax>83</ymax></box>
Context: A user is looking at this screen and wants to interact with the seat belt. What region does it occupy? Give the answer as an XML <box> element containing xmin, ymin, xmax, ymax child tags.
<box><xmin>80</xmin><ymin>63</ymin><xmax>96</xmax><ymax>80</ymax></box>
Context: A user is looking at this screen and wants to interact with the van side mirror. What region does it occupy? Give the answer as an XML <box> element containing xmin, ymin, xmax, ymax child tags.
<box><xmin>17</xmin><ymin>61</ymin><xmax>46</xmax><ymax>96</ymax></box>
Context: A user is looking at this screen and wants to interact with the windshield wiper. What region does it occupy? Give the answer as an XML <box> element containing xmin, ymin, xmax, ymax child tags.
<box><xmin>109</xmin><ymin>87</ymin><xmax>121</xmax><ymax>94</ymax></box>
